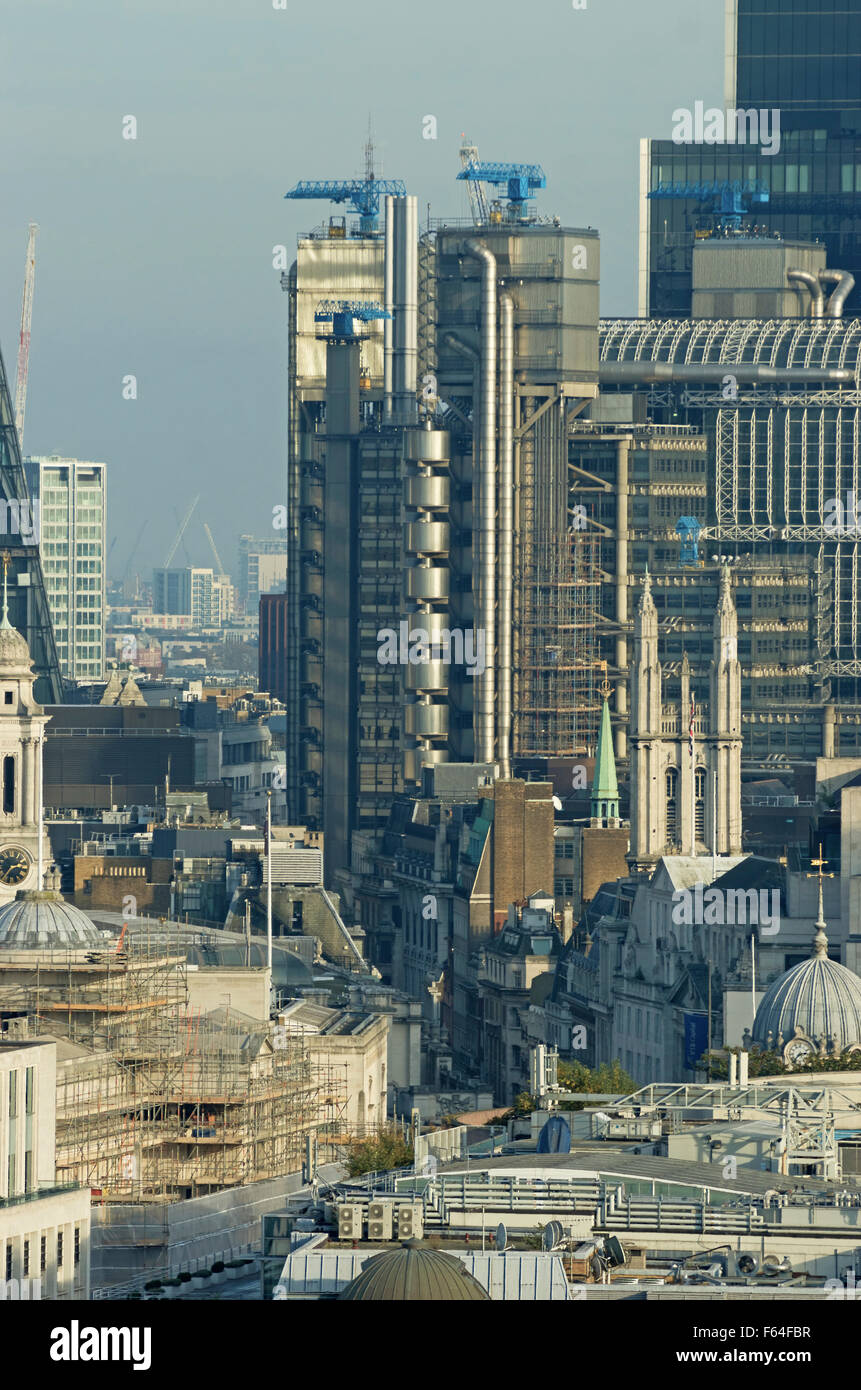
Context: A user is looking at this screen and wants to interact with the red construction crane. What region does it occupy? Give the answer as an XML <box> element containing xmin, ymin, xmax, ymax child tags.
<box><xmin>14</xmin><ymin>223</ymin><xmax>38</xmax><ymax>450</ymax></box>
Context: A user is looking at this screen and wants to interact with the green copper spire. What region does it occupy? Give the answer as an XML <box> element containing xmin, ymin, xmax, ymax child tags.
<box><xmin>591</xmin><ymin>693</ymin><xmax>619</xmax><ymax>824</ymax></box>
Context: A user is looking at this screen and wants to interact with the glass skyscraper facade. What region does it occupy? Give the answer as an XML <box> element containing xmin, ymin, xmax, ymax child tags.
<box><xmin>731</xmin><ymin>0</ymin><xmax>861</xmax><ymax>114</ymax></box>
<box><xmin>641</xmin><ymin>0</ymin><xmax>861</xmax><ymax>316</ymax></box>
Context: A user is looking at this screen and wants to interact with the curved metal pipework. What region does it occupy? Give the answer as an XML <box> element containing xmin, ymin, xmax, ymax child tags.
<box><xmin>787</xmin><ymin>268</ymin><xmax>825</xmax><ymax>319</ymax></box>
<box><xmin>819</xmin><ymin>268</ymin><xmax>856</xmax><ymax>319</ymax></box>
<box><xmin>497</xmin><ymin>293</ymin><xmax>514</xmax><ymax>780</ymax></box>
<box><xmin>464</xmin><ymin>240</ymin><xmax>497</xmax><ymax>768</ymax></box>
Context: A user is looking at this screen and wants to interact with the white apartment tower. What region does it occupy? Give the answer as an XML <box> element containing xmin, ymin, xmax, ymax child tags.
<box><xmin>25</xmin><ymin>456</ymin><xmax>106</xmax><ymax>682</ymax></box>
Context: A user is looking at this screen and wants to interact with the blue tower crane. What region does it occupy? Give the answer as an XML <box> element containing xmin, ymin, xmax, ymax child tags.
<box><xmin>648</xmin><ymin>179</ymin><xmax>769</xmax><ymax>233</ymax></box>
<box><xmin>285</xmin><ymin>177</ymin><xmax>407</xmax><ymax>234</ymax></box>
<box><xmin>314</xmin><ymin>299</ymin><xmax>391</xmax><ymax>339</ymax></box>
<box><xmin>457</xmin><ymin>161</ymin><xmax>546</xmax><ymax>222</ymax></box>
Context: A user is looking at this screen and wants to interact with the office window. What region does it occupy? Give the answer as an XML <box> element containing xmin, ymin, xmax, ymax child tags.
<box><xmin>40</xmin><ymin>1236</ymin><xmax>46</xmax><ymax>1273</ymax></box>
<box><xmin>57</xmin><ymin>1232</ymin><xmax>64</xmax><ymax>1268</ymax></box>
<box><xmin>22</xmin><ymin>1240</ymin><xmax>29</xmax><ymax>1277</ymax></box>
<box><xmin>4</xmin><ymin>1245</ymin><xmax>11</xmax><ymax>1281</ymax></box>
<box><xmin>74</xmin><ymin>1227</ymin><xmax>80</xmax><ymax>1267</ymax></box>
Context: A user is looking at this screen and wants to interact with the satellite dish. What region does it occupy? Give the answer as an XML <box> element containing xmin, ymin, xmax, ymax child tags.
<box><xmin>495</xmin><ymin>1222</ymin><xmax>508</xmax><ymax>1253</ymax></box>
<box><xmin>542</xmin><ymin>1220</ymin><xmax>564</xmax><ymax>1252</ymax></box>
<box><xmin>552</xmin><ymin>795</ymin><xmax>562</xmax><ymax>811</ymax></box>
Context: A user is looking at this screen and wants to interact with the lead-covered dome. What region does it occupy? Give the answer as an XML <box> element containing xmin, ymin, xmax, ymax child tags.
<box><xmin>338</xmin><ymin>1244</ymin><xmax>489</xmax><ymax>1301</ymax></box>
<box><xmin>752</xmin><ymin>894</ymin><xmax>861</xmax><ymax>1063</ymax></box>
<box><xmin>0</xmin><ymin>891</ymin><xmax>105</xmax><ymax>950</ymax></box>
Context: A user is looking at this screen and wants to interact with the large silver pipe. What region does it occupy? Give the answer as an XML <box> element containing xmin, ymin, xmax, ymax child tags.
<box><xmin>286</xmin><ymin>260</ymin><xmax>301</xmax><ymax>820</ymax></box>
<box><xmin>599</xmin><ymin>361</ymin><xmax>852</xmax><ymax>385</ymax></box>
<box><xmin>465</xmin><ymin>239</ymin><xmax>497</xmax><ymax>768</ymax></box>
<box><xmin>787</xmin><ymin>268</ymin><xmax>825</xmax><ymax>318</ymax></box>
<box><xmin>383</xmin><ymin>196</ymin><xmax>394</xmax><ymax>419</ymax></box>
<box><xmin>498</xmin><ymin>293</ymin><xmax>514</xmax><ymax>779</ymax></box>
<box><xmin>393</xmin><ymin>196</ymin><xmax>418</xmax><ymax>422</ymax></box>
<box><xmin>820</xmin><ymin>268</ymin><xmax>856</xmax><ymax>319</ymax></box>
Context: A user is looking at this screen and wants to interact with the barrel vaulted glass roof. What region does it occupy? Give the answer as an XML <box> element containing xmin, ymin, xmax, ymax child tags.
<box><xmin>599</xmin><ymin>319</ymin><xmax>861</xmax><ymax>375</ymax></box>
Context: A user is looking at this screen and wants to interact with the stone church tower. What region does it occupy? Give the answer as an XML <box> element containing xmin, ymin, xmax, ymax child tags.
<box><xmin>0</xmin><ymin>563</ymin><xmax>52</xmax><ymax>903</ymax></box>
<box><xmin>627</xmin><ymin>566</ymin><xmax>742</xmax><ymax>872</ymax></box>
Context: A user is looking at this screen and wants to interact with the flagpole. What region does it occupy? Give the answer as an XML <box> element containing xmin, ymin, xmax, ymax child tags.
<box><xmin>266</xmin><ymin>789</ymin><xmax>273</xmax><ymax>974</ymax></box>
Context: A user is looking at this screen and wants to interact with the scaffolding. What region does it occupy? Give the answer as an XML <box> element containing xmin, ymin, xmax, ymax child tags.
<box><xmin>48</xmin><ymin>1005</ymin><xmax>349</xmax><ymax>1202</ymax></box>
<box><xmin>0</xmin><ymin>933</ymin><xmax>349</xmax><ymax>1203</ymax></box>
<box><xmin>515</xmin><ymin>529</ymin><xmax>602</xmax><ymax>757</ymax></box>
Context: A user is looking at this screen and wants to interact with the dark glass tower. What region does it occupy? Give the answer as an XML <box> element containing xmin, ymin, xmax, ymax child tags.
<box><xmin>642</xmin><ymin>0</ymin><xmax>861</xmax><ymax>316</ymax></box>
<box><xmin>731</xmin><ymin>0</ymin><xmax>861</xmax><ymax>115</ymax></box>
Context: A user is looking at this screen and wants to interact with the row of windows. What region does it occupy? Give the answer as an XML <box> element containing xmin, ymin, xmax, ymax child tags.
<box><xmin>3</xmin><ymin>1227</ymin><xmax>81</xmax><ymax>1279</ymax></box>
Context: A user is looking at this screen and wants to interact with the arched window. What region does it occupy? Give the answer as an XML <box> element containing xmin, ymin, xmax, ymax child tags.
<box><xmin>2</xmin><ymin>756</ymin><xmax>14</xmax><ymax>815</ymax></box>
<box><xmin>666</xmin><ymin>768</ymin><xmax>678</xmax><ymax>845</ymax></box>
<box><xmin>695</xmin><ymin>766</ymin><xmax>707</xmax><ymax>842</ymax></box>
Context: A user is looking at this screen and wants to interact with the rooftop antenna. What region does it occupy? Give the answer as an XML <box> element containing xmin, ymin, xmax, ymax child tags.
<box><xmin>364</xmin><ymin>116</ymin><xmax>375</xmax><ymax>183</ymax></box>
<box><xmin>266</xmin><ymin>788</ymin><xmax>273</xmax><ymax>978</ymax></box>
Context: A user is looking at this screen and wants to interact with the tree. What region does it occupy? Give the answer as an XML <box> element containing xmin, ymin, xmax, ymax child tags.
<box><xmin>555</xmin><ymin>1058</ymin><xmax>635</xmax><ymax>1108</ymax></box>
<box><xmin>345</xmin><ymin>1126</ymin><xmax>414</xmax><ymax>1177</ymax></box>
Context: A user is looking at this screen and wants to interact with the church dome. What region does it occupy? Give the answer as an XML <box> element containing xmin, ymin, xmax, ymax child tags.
<box><xmin>0</xmin><ymin>891</ymin><xmax>106</xmax><ymax>950</ymax></box>
<box><xmin>752</xmin><ymin>882</ymin><xmax>861</xmax><ymax>1062</ymax></box>
<box><xmin>338</xmin><ymin>1244</ymin><xmax>489</xmax><ymax>1301</ymax></box>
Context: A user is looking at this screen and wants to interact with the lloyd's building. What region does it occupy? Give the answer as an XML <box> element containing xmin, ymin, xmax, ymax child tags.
<box><xmin>596</xmin><ymin>0</ymin><xmax>861</xmax><ymax>763</ymax></box>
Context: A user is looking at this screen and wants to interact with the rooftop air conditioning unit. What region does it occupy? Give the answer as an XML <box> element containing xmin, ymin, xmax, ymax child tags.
<box><xmin>367</xmin><ymin>1201</ymin><xmax>393</xmax><ymax>1242</ymax></box>
<box><xmin>396</xmin><ymin>1203</ymin><xmax>423</xmax><ymax>1241</ymax></box>
<box><xmin>337</xmin><ymin>1203</ymin><xmax>363</xmax><ymax>1241</ymax></box>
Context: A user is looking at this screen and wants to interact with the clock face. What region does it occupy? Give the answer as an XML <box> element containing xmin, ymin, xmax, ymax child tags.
<box><xmin>0</xmin><ymin>847</ymin><xmax>30</xmax><ymax>886</ymax></box>
<box><xmin>785</xmin><ymin>1039</ymin><xmax>813</xmax><ymax>1066</ymax></box>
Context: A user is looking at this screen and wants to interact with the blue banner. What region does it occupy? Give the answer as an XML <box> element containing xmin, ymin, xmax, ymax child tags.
<box><xmin>684</xmin><ymin>1012</ymin><xmax>708</xmax><ymax>1070</ymax></box>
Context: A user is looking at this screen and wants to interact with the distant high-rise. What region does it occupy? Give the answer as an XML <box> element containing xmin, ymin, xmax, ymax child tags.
<box><xmin>152</xmin><ymin>566</ymin><xmax>233</xmax><ymax>627</ymax></box>
<box><xmin>641</xmin><ymin>0</ymin><xmax>861</xmax><ymax>316</ymax></box>
<box><xmin>25</xmin><ymin>454</ymin><xmax>106</xmax><ymax>683</ymax></box>
<box><xmin>238</xmin><ymin>535</ymin><xmax>288</xmax><ymax>615</ymax></box>
<box><xmin>258</xmin><ymin>592</ymin><xmax>288</xmax><ymax>703</ymax></box>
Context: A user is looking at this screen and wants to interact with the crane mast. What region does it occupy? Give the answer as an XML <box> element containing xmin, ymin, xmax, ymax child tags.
<box><xmin>459</xmin><ymin>139</ymin><xmax>490</xmax><ymax>226</ymax></box>
<box><xmin>14</xmin><ymin>223</ymin><xmax>38</xmax><ymax>450</ymax></box>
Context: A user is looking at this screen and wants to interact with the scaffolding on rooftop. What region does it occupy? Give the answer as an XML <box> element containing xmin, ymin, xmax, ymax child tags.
<box><xmin>0</xmin><ymin>931</ymin><xmax>349</xmax><ymax>1203</ymax></box>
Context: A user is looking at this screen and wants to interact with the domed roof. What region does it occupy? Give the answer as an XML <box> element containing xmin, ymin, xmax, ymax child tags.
<box><xmin>0</xmin><ymin>891</ymin><xmax>106</xmax><ymax>950</ymax></box>
<box><xmin>753</xmin><ymin>878</ymin><xmax>861</xmax><ymax>1057</ymax></box>
<box><xmin>338</xmin><ymin>1244</ymin><xmax>489</xmax><ymax>1302</ymax></box>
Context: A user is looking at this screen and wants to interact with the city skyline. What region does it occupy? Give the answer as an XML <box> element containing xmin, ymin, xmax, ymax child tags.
<box><xmin>0</xmin><ymin>0</ymin><xmax>721</xmax><ymax>573</ymax></box>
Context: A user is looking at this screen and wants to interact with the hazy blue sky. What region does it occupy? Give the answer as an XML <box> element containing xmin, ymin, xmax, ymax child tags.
<box><xmin>0</xmin><ymin>0</ymin><xmax>722</xmax><ymax>578</ymax></box>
